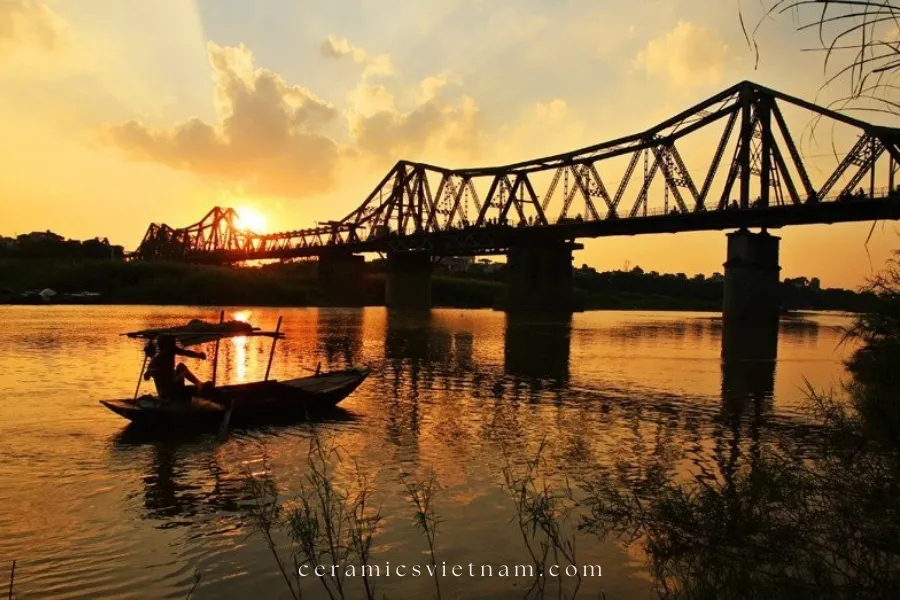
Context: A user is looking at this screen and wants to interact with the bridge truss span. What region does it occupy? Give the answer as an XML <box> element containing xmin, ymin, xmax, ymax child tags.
<box><xmin>134</xmin><ymin>81</ymin><xmax>900</xmax><ymax>262</ymax></box>
<box><xmin>342</xmin><ymin>81</ymin><xmax>900</xmax><ymax>237</ymax></box>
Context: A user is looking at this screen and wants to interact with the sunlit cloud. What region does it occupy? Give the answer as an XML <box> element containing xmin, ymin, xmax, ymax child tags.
<box><xmin>104</xmin><ymin>42</ymin><xmax>341</xmax><ymax>198</ymax></box>
<box><xmin>321</xmin><ymin>33</ymin><xmax>395</xmax><ymax>78</ymax></box>
<box><xmin>633</xmin><ymin>21</ymin><xmax>730</xmax><ymax>88</ymax></box>
<box><xmin>347</xmin><ymin>82</ymin><xmax>484</xmax><ymax>164</ymax></box>
<box><xmin>105</xmin><ymin>36</ymin><xmax>488</xmax><ymax>182</ymax></box>
<box><xmin>494</xmin><ymin>98</ymin><xmax>587</xmax><ymax>163</ymax></box>
<box><xmin>0</xmin><ymin>0</ymin><xmax>64</xmax><ymax>52</ymax></box>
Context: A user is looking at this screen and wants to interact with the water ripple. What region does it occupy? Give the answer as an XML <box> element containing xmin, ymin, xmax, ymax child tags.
<box><xmin>0</xmin><ymin>306</ymin><xmax>854</xmax><ymax>599</ymax></box>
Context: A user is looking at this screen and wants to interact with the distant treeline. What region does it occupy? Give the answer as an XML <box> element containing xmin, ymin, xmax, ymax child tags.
<box><xmin>0</xmin><ymin>231</ymin><xmax>125</xmax><ymax>260</ymax></box>
<box><xmin>572</xmin><ymin>265</ymin><xmax>877</xmax><ymax>313</ymax></box>
<box><xmin>0</xmin><ymin>258</ymin><xmax>877</xmax><ymax>313</ymax></box>
<box><xmin>0</xmin><ymin>260</ymin><xmax>321</xmax><ymax>305</ymax></box>
<box><xmin>430</xmin><ymin>261</ymin><xmax>878</xmax><ymax>313</ymax></box>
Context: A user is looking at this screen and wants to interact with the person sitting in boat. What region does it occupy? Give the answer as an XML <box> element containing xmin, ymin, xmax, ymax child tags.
<box><xmin>143</xmin><ymin>336</ymin><xmax>208</xmax><ymax>402</ymax></box>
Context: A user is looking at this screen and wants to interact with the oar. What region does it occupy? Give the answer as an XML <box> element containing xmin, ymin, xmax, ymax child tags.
<box><xmin>134</xmin><ymin>353</ymin><xmax>149</xmax><ymax>400</ymax></box>
<box><xmin>218</xmin><ymin>397</ymin><xmax>235</xmax><ymax>441</ymax></box>
<box><xmin>9</xmin><ymin>559</ymin><xmax>16</xmax><ymax>600</ymax></box>
<box><xmin>264</xmin><ymin>316</ymin><xmax>283</xmax><ymax>382</ymax></box>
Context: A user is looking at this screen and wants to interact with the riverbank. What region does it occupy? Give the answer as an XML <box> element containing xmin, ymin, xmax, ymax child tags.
<box><xmin>0</xmin><ymin>258</ymin><xmax>875</xmax><ymax>312</ymax></box>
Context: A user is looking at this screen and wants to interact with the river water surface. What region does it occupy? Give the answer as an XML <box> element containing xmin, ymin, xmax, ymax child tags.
<box><xmin>0</xmin><ymin>306</ymin><xmax>854</xmax><ymax>599</ymax></box>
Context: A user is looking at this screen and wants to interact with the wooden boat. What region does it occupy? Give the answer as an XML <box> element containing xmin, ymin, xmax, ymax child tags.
<box><xmin>100</xmin><ymin>315</ymin><xmax>369</xmax><ymax>430</ymax></box>
<box><xmin>101</xmin><ymin>369</ymin><xmax>368</xmax><ymax>428</ymax></box>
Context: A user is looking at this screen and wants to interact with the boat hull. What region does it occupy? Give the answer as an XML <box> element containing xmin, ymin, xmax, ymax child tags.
<box><xmin>100</xmin><ymin>368</ymin><xmax>368</xmax><ymax>430</ymax></box>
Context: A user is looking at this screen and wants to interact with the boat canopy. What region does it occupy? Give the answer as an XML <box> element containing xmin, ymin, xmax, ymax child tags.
<box><xmin>123</xmin><ymin>319</ymin><xmax>285</xmax><ymax>346</ymax></box>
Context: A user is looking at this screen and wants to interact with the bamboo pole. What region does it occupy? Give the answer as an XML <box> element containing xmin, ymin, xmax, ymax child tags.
<box><xmin>134</xmin><ymin>353</ymin><xmax>149</xmax><ymax>400</ymax></box>
<box><xmin>211</xmin><ymin>310</ymin><xmax>225</xmax><ymax>387</ymax></box>
<box><xmin>264</xmin><ymin>316</ymin><xmax>283</xmax><ymax>381</ymax></box>
<box><xmin>8</xmin><ymin>560</ymin><xmax>15</xmax><ymax>600</ymax></box>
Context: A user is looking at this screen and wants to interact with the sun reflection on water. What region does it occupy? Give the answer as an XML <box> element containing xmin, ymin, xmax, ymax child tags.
<box><xmin>234</xmin><ymin>335</ymin><xmax>247</xmax><ymax>382</ymax></box>
<box><xmin>215</xmin><ymin>311</ymin><xmax>253</xmax><ymax>384</ymax></box>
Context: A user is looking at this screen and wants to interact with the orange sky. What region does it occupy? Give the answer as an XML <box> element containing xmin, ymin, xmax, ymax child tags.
<box><xmin>0</xmin><ymin>0</ymin><xmax>898</xmax><ymax>288</ymax></box>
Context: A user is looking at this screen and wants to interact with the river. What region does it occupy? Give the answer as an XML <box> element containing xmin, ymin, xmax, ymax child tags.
<box><xmin>0</xmin><ymin>306</ymin><xmax>855</xmax><ymax>599</ymax></box>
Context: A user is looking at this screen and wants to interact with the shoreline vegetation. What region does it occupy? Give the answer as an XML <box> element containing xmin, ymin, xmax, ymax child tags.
<box><xmin>0</xmin><ymin>258</ymin><xmax>877</xmax><ymax>313</ymax></box>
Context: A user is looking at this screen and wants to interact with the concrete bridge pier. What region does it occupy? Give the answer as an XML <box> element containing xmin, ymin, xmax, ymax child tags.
<box><xmin>386</xmin><ymin>252</ymin><xmax>433</xmax><ymax>310</ymax></box>
<box><xmin>502</xmin><ymin>242</ymin><xmax>583</xmax><ymax>314</ymax></box>
<box><xmin>722</xmin><ymin>228</ymin><xmax>781</xmax><ymax>331</ymax></box>
<box><xmin>317</xmin><ymin>254</ymin><xmax>365</xmax><ymax>306</ymax></box>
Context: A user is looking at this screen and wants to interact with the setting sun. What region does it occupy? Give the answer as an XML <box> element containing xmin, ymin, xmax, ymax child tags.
<box><xmin>234</xmin><ymin>206</ymin><xmax>268</xmax><ymax>233</ymax></box>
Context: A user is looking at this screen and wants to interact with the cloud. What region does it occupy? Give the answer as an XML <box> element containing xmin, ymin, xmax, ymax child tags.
<box><xmin>633</xmin><ymin>21</ymin><xmax>729</xmax><ymax>87</ymax></box>
<box><xmin>492</xmin><ymin>98</ymin><xmax>588</xmax><ymax>163</ymax></box>
<box><xmin>321</xmin><ymin>34</ymin><xmax>367</xmax><ymax>63</ymax></box>
<box><xmin>0</xmin><ymin>0</ymin><xmax>63</xmax><ymax>51</ymax></box>
<box><xmin>347</xmin><ymin>82</ymin><xmax>396</xmax><ymax>117</ymax></box>
<box><xmin>102</xmin><ymin>35</ymin><xmax>593</xmax><ymax>196</ymax></box>
<box><xmin>105</xmin><ymin>42</ymin><xmax>341</xmax><ymax>198</ymax></box>
<box><xmin>347</xmin><ymin>74</ymin><xmax>484</xmax><ymax>163</ymax></box>
<box><xmin>534</xmin><ymin>98</ymin><xmax>569</xmax><ymax>122</ymax></box>
<box><xmin>104</xmin><ymin>39</ymin><xmax>487</xmax><ymax>193</ymax></box>
<box><xmin>321</xmin><ymin>34</ymin><xmax>394</xmax><ymax>78</ymax></box>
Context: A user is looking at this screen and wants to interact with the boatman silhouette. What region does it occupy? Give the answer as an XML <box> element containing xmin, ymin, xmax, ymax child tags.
<box><xmin>143</xmin><ymin>336</ymin><xmax>208</xmax><ymax>402</ymax></box>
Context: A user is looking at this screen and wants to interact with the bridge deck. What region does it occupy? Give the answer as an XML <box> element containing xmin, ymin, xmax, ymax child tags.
<box><xmin>170</xmin><ymin>196</ymin><xmax>900</xmax><ymax>262</ymax></box>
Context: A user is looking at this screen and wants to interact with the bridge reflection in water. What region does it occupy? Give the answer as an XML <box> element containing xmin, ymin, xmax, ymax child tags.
<box><xmin>718</xmin><ymin>318</ymin><xmax>778</xmax><ymax>487</ymax></box>
<box><xmin>503</xmin><ymin>313</ymin><xmax>572</xmax><ymax>385</ymax></box>
<box><xmin>316</xmin><ymin>307</ymin><xmax>365</xmax><ymax>369</ymax></box>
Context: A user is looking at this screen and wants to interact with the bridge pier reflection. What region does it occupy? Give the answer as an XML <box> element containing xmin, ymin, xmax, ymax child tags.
<box><xmin>503</xmin><ymin>313</ymin><xmax>572</xmax><ymax>384</ymax></box>
<box><xmin>721</xmin><ymin>320</ymin><xmax>777</xmax><ymax>408</ymax></box>
<box><xmin>719</xmin><ymin>317</ymin><xmax>778</xmax><ymax>481</ymax></box>
<box><xmin>385</xmin><ymin>252</ymin><xmax>432</xmax><ymax>310</ymax></box>
<box><xmin>317</xmin><ymin>254</ymin><xmax>365</xmax><ymax>307</ymax></box>
<box><xmin>317</xmin><ymin>308</ymin><xmax>364</xmax><ymax>368</ymax></box>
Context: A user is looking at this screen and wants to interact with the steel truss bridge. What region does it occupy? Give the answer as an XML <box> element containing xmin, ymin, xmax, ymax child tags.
<box><xmin>133</xmin><ymin>80</ymin><xmax>900</xmax><ymax>263</ymax></box>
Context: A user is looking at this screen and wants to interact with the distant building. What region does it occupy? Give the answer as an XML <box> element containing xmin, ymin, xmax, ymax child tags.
<box><xmin>786</xmin><ymin>276</ymin><xmax>810</xmax><ymax>289</ymax></box>
<box><xmin>475</xmin><ymin>259</ymin><xmax>503</xmax><ymax>274</ymax></box>
<box><xmin>82</xmin><ymin>237</ymin><xmax>125</xmax><ymax>259</ymax></box>
<box><xmin>18</xmin><ymin>230</ymin><xmax>64</xmax><ymax>244</ymax></box>
<box><xmin>4</xmin><ymin>230</ymin><xmax>124</xmax><ymax>260</ymax></box>
<box><xmin>443</xmin><ymin>256</ymin><xmax>474</xmax><ymax>272</ymax></box>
